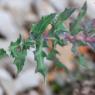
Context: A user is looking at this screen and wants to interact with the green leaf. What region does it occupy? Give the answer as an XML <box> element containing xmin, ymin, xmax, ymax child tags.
<box><xmin>55</xmin><ymin>59</ymin><xmax>69</xmax><ymax>73</ymax></box>
<box><xmin>47</xmin><ymin>49</ymin><xmax>58</xmax><ymax>60</ymax></box>
<box><xmin>35</xmin><ymin>38</ymin><xmax>47</xmax><ymax>77</ymax></box>
<box><xmin>9</xmin><ymin>35</ymin><xmax>22</xmax><ymax>57</ymax></box>
<box><xmin>14</xmin><ymin>50</ymin><xmax>27</xmax><ymax>72</ymax></box>
<box><xmin>9</xmin><ymin>36</ymin><xmax>28</xmax><ymax>72</ymax></box>
<box><xmin>48</xmin><ymin>8</ymin><xmax>75</xmax><ymax>49</ymax></box>
<box><xmin>77</xmin><ymin>41</ymin><xmax>86</xmax><ymax>46</ymax></box>
<box><xmin>54</xmin><ymin>35</ymin><xmax>65</xmax><ymax>46</ymax></box>
<box><xmin>56</xmin><ymin>8</ymin><xmax>76</xmax><ymax>22</ymax></box>
<box><xmin>0</xmin><ymin>49</ymin><xmax>7</xmax><ymax>59</ymax></box>
<box><xmin>54</xmin><ymin>24</ymin><xmax>67</xmax><ymax>34</ymax></box>
<box><xmin>43</xmin><ymin>40</ymin><xmax>48</xmax><ymax>47</ymax></box>
<box><xmin>70</xmin><ymin>2</ymin><xmax>87</xmax><ymax>35</ymax></box>
<box><xmin>78</xmin><ymin>54</ymin><xmax>87</xmax><ymax>67</ymax></box>
<box><xmin>32</xmin><ymin>14</ymin><xmax>56</xmax><ymax>37</ymax></box>
<box><xmin>51</xmin><ymin>8</ymin><xmax>75</xmax><ymax>35</ymax></box>
<box><xmin>22</xmin><ymin>37</ymin><xmax>34</xmax><ymax>49</ymax></box>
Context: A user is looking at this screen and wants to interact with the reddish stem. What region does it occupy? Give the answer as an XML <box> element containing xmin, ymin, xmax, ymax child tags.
<box><xmin>64</xmin><ymin>33</ymin><xmax>95</xmax><ymax>43</ymax></box>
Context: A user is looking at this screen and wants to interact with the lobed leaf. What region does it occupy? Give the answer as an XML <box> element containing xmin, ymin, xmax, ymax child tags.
<box><xmin>55</xmin><ymin>8</ymin><xmax>76</xmax><ymax>25</ymax></box>
<box><xmin>32</xmin><ymin>14</ymin><xmax>56</xmax><ymax>37</ymax></box>
<box><xmin>0</xmin><ymin>49</ymin><xmax>7</xmax><ymax>59</ymax></box>
<box><xmin>14</xmin><ymin>51</ymin><xmax>27</xmax><ymax>72</ymax></box>
<box><xmin>70</xmin><ymin>2</ymin><xmax>87</xmax><ymax>35</ymax></box>
<box><xmin>35</xmin><ymin>38</ymin><xmax>47</xmax><ymax>77</ymax></box>
<box><xmin>9</xmin><ymin>36</ymin><xmax>28</xmax><ymax>72</ymax></box>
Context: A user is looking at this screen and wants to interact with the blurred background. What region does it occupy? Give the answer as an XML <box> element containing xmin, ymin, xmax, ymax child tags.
<box><xmin>0</xmin><ymin>0</ymin><xmax>95</xmax><ymax>95</ymax></box>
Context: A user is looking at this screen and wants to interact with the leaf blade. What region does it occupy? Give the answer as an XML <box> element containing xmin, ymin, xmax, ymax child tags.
<box><xmin>70</xmin><ymin>2</ymin><xmax>87</xmax><ymax>35</ymax></box>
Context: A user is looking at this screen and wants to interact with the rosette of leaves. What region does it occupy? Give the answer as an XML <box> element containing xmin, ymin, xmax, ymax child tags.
<box><xmin>0</xmin><ymin>2</ymin><xmax>92</xmax><ymax>77</ymax></box>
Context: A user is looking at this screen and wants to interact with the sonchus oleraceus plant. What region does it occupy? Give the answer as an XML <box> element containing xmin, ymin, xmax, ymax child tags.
<box><xmin>0</xmin><ymin>2</ymin><xmax>95</xmax><ymax>78</ymax></box>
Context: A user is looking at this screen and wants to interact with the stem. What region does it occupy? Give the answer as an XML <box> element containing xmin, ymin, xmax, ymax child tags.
<box><xmin>85</xmin><ymin>37</ymin><xmax>95</xmax><ymax>42</ymax></box>
<box><xmin>43</xmin><ymin>33</ymin><xmax>95</xmax><ymax>44</ymax></box>
<box><xmin>44</xmin><ymin>37</ymin><xmax>56</xmax><ymax>40</ymax></box>
<box><xmin>64</xmin><ymin>33</ymin><xmax>95</xmax><ymax>43</ymax></box>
